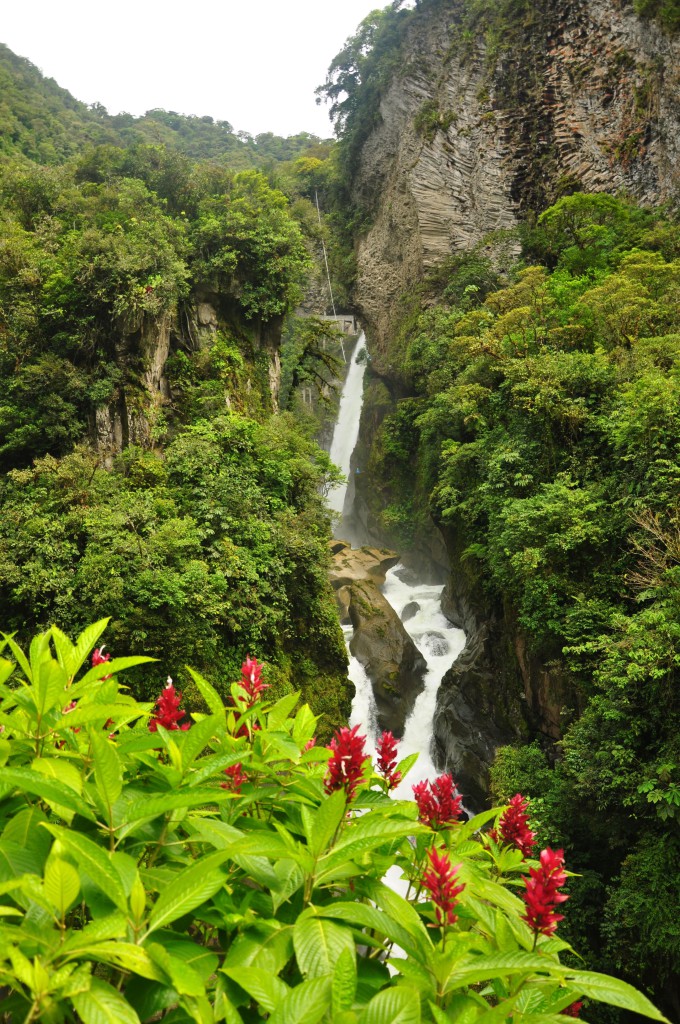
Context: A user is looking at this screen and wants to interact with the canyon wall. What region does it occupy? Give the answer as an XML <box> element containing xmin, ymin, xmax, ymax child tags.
<box><xmin>347</xmin><ymin>0</ymin><xmax>680</xmax><ymax>793</ymax></box>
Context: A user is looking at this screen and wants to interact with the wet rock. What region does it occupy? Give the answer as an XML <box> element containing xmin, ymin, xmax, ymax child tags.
<box><xmin>329</xmin><ymin>544</ymin><xmax>400</xmax><ymax>590</ymax></box>
<box><xmin>348</xmin><ymin>578</ymin><xmax>426</xmax><ymax>737</ymax></box>
<box><xmin>401</xmin><ymin>601</ymin><xmax>420</xmax><ymax>623</ymax></box>
<box><xmin>335</xmin><ymin>585</ymin><xmax>352</xmax><ymax>626</ymax></box>
<box><xmin>420</xmin><ymin>631</ymin><xmax>449</xmax><ymax>657</ymax></box>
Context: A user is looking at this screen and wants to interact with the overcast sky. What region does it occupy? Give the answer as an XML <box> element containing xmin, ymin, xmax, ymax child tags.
<box><xmin>2</xmin><ymin>0</ymin><xmax>385</xmax><ymax>138</ymax></box>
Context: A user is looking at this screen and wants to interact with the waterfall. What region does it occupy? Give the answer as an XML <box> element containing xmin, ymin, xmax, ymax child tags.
<box><xmin>326</xmin><ymin>333</ymin><xmax>367</xmax><ymax>518</ymax></box>
<box><xmin>326</xmin><ymin>330</ymin><xmax>467</xmax><ymax>794</ymax></box>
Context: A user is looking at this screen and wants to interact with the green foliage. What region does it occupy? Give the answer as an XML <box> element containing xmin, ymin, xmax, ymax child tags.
<box><xmin>345</xmin><ymin>193</ymin><xmax>680</xmax><ymax>1014</ymax></box>
<box><xmin>0</xmin><ymin>415</ymin><xmax>348</xmax><ymax>725</ymax></box>
<box><xmin>633</xmin><ymin>0</ymin><xmax>680</xmax><ymax>30</ymax></box>
<box><xmin>0</xmin><ymin>621</ymin><xmax>668</xmax><ymax>1023</ymax></box>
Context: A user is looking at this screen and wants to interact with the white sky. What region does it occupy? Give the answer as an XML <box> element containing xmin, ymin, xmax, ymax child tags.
<box><xmin>1</xmin><ymin>0</ymin><xmax>384</xmax><ymax>138</ymax></box>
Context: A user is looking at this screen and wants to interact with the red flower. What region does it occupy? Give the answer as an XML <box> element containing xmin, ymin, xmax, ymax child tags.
<box><xmin>221</xmin><ymin>762</ymin><xmax>247</xmax><ymax>793</ymax></box>
<box><xmin>92</xmin><ymin>646</ymin><xmax>112</xmax><ymax>680</ymax></box>
<box><xmin>324</xmin><ymin>724</ymin><xmax>367</xmax><ymax>802</ymax></box>
<box><xmin>149</xmin><ymin>677</ymin><xmax>191</xmax><ymax>732</ymax></box>
<box><xmin>239</xmin><ymin>656</ymin><xmax>269</xmax><ymax>706</ymax></box>
<box><xmin>376</xmin><ymin>731</ymin><xmax>402</xmax><ymax>790</ymax></box>
<box><xmin>413</xmin><ymin>774</ymin><xmax>463</xmax><ymax>829</ymax></box>
<box><xmin>522</xmin><ymin>846</ymin><xmax>569</xmax><ymax>937</ymax></box>
<box><xmin>491</xmin><ymin>793</ymin><xmax>536</xmax><ymax>857</ymax></box>
<box><xmin>563</xmin><ymin>1003</ymin><xmax>583</xmax><ymax>1018</ymax></box>
<box><xmin>422</xmin><ymin>847</ymin><xmax>465</xmax><ymax>927</ymax></box>
<box><xmin>304</xmin><ymin>738</ymin><xmax>317</xmax><ymax>751</ymax></box>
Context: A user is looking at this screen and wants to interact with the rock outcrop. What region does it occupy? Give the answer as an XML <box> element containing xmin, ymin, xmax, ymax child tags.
<box><xmin>330</xmin><ymin>542</ymin><xmax>426</xmax><ymax>735</ymax></box>
<box><xmin>352</xmin><ymin>0</ymin><xmax>680</xmax><ymax>355</ymax></box>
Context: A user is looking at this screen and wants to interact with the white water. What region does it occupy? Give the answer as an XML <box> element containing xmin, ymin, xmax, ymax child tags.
<box><xmin>326</xmin><ymin>333</ymin><xmax>368</xmax><ymax>516</ymax></box>
<box><xmin>325</xmin><ymin>329</ymin><xmax>467</xmax><ymax>792</ymax></box>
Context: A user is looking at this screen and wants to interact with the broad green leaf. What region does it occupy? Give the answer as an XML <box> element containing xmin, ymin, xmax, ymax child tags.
<box><xmin>72</xmin><ymin>977</ymin><xmax>141</xmax><ymax>1024</ymax></box>
<box><xmin>72</xmin><ymin>620</ymin><xmax>111</xmax><ymax>676</ymax></box>
<box><xmin>268</xmin><ymin>976</ymin><xmax>332</xmax><ymax>1024</ymax></box>
<box><xmin>221</xmin><ymin>966</ymin><xmax>290</xmax><ymax>1012</ymax></box>
<box><xmin>90</xmin><ymin>730</ymin><xmax>123</xmax><ymax>808</ymax></box>
<box><xmin>333</xmin><ymin>947</ymin><xmax>357</xmax><ymax>1015</ymax></box>
<box><xmin>223</xmin><ymin>925</ymin><xmax>293</xmax><ymax>974</ymax></box>
<box><xmin>186</xmin><ymin>666</ymin><xmax>225</xmax><ymax>717</ymax></box>
<box><xmin>441</xmin><ymin>952</ymin><xmax>564</xmax><ymax>993</ymax></box>
<box><xmin>294</xmin><ymin>913</ymin><xmax>355</xmax><ymax>979</ymax></box>
<box><xmin>60</xmin><ymin>914</ymin><xmax>128</xmax><ymax>954</ymax></box>
<box><xmin>44</xmin><ymin>858</ymin><xmax>80</xmax><ymax>916</ymax></box>
<box><xmin>317</xmin><ymin>902</ymin><xmax>423</xmax><ymax>960</ymax></box>
<box><xmin>292</xmin><ymin>703</ymin><xmax>318</xmax><ymax>746</ymax></box>
<box><xmin>86</xmin><ymin>942</ymin><xmax>165</xmax><ymax>981</ymax></box>
<box><xmin>42</xmin><ymin>826</ymin><xmax>127</xmax><ymax>912</ymax></box>
<box><xmin>187</xmin><ymin>751</ymin><xmax>248</xmax><ymax>787</ymax></box>
<box><xmin>454</xmin><ymin>807</ymin><xmax>502</xmax><ymax>843</ymax></box>
<box><xmin>302</xmin><ymin>789</ymin><xmax>345</xmax><ymax>857</ymax></box>
<box><xmin>0</xmin><ymin>657</ymin><xmax>15</xmax><ymax>687</ymax></box>
<box><xmin>178</xmin><ymin>714</ymin><xmax>221</xmax><ymax>772</ymax></box>
<box><xmin>1</xmin><ymin>632</ymin><xmax>32</xmax><ymax>681</ymax></box>
<box><xmin>146</xmin><ymin>850</ymin><xmax>230</xmax><ymax>933</ymax></box>
<box><xmin>395</xmin><ymin>752</ymin><xmax>419</xmax><ymax>780</ymax></box>
<box><xmin>360</xmin><ymin>987</ymin><xmax>421</xmax><ymax>1024</ymax></box>
<box><xmin>0</xmin><ymin>767</ymin><xmax>95</xmax><ymax>820</ymax></box>
<box><xmin>31</xmin><ymin>758</ymin><xmax>82</xmax><ymax>795</ymax></box>
<box><xmin>2</xmin><ymin>806</ymin><xmax>51</xmax><ymax>865</ymax></box>
<box><xmin>362</xmin><ymin>881</ymin><xmax>434</xmax><ymax>951</ymax></box>
<box><xmin>147</xmin><ymin>942</ymin><xmax>205</xmax><ymax>996</ymax></box>
<box><xmin>32</xmin><ymin>656</ymin><xmax>69</xmax><ymax>717</ymax></box>
<box><xmin>125</xmin><ymin>788</ymin><xmax>236</xmax><ymax>824</ymax></box>
<box><xmin>267</xmin><ymin>691</ymin><xmax>300</xmax><ymax>730</ymax></box>
<box><xmin>159</xmin><ymin>936</ymin><xmax>220</xmax><ymax>982</ymax></box>
<box><xmin>73</xmin><ymin>656</ymin><xmax>156</xmax><ymax>691</ymax></box>
<box><xmin>565</xmin><ymin>970</ymin><xmax>669</xmax><ymax>1021</ymax></box>
<box><xmin>54</xmin><ymin>702</ymin><xmax>147</xmax><ymax>731</ymax></box>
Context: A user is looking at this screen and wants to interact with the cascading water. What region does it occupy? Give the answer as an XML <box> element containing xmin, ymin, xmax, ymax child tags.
<box><xmin>327</xmin><ymin>331</ymin><xmax>466</xmax><ymax>792</ymax></box>
<box><xmin>326</xmin><ymin>333</ymin><xmax>367</xmax><ymax>519</ymax></box>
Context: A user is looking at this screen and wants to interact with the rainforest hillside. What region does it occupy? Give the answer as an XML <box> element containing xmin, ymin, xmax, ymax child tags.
<box><xmin>318</xmin><ymin>0</ymin><xmax>680</xmax><ymax>1019</ymax></box>
<box><xmin>0</xmin><ymin>45</ymin><xmax>350</xmax><ymax>731</ymax></box>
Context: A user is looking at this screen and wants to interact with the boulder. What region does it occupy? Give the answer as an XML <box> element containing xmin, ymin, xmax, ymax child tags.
<box><xmin>400</xmin><ymin>601</ymin><xmax>420</xmax><ymax>623</ymax></box>
<box><xmin>330</xmin><ymin>544</ymin><xmax>400</xmax><ymax>590</ymax></box>
<box><xmin>348</xmin><ymin>578</ymin><xmax>426</xmax><ymax>737</ymax></box>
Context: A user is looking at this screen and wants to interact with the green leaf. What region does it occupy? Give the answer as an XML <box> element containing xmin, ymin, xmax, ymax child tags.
<box><xmin>454</xmin><ymin>807</ymin><xmax>502</xmax><ymax>843</ymax></box>
<box><xmin>316</xmin><ymin>902</ymin><xmax>420</xmax><ymax>958</ymax></box>
<box><xmin>60</xmin><ymin>914</ymin><xmax>128</xmax><ymax>954</ymax></box>
<box><xmin>0</xmin><ymin>767</ymin><xmax>95</xmax><ymax>821</ymax></box>
<box><xmin>221</xmin><ymin>966</ymin><xmax>290</xmax><ymax>1012</ymax></box>
<box><xmin>87</xmin><ymin>942</ymin><xmax>165</xmax><ymax>981</ymax></box>
<box><xmin>44</xmin><ymin>858</ymin><xmax>80</xmax><ymax>916</ymax></box>
<box><xmin>302</xmin><ymin>789</ymin><xmax>345</xmax><ymax>858</ymax></box>
<box><xmin>268</xmin><ymin>976</ymin><xmax>332</xmax><ymax>1024</ymax></box>
<box><xmin>159</xmin><ymin>936</ymin><xmax>220</xmax><ymax>982</ymax></box>
<box><xmin>89</xmin><ymin>730</ymin><xmax>123</xmax><ymax>808</ymax></box>
<box><xmin>146</xmin><ymin>850</ymin><xmax>229</xmax><ymax>933</ymax></box>
<box><xmin>54</xmin><ymin>702</ymin><xmax>147</xmax><ymax>730</ymax></box>
<box><xmin>267</xmin><ymin>691</ymin><xmax>300</xmax><ymax>730</ymax></box>
<box><xmin>1</xmin><ymin>632</ymin><xmax>32</xmax><ymax>681</ymax></box>
<box><xmin>565</xmin><ymin>970</ymin><xmax>669</xmax><ymax>1021</ymax></box>
<box><xmin>333</xmin><ymin>947</ymin><xmax>357</xmax><ymax>1015</ymax></box>
<box><xmin>42</xmin><ymin>826</ymin><xmax>128</xmax><ymax>912</ymax></box>
<box><xmin>395</xmin><ymin>752</ymin><xmax>419</xmax><ymax>781</ymax></box>
<box><xmin>73</xmin><ymin>656</ymin><xmax>157</xmax><ymax>690</ymax></box>
<box><xmin>125</xmin><ymin>787</ymin><xmax>235</xmax><ymax>824</ymax></box>
<box><xmin>292</xmin><ymin>703</ymin><xmax>318</xmax><ymax>746</ymax></box>
<box><xmin>2</xmin><ymin>806</ymin><xmax>51</xmax><ymax>865</ymax></box>
<box><xmin>294</xmin><ymin>913</ymin><xmax>355</xmax><ymax>979</ymax></box>
<box><xmin>186</xmin><ymin>666</ymin><xmax>225</xmax><ymax>717</ymax></box>
<box><xmin>72</xmin><ymin>977</ymin><xmax>141</xmax><ymax>1024</ymax></box>
<box><xmin>360</xmin><ymin>987</ymin><xmax>421</xmax><ymax>1023</ymax></box>
<box><xmin>223</xmin><ymin>925</ymin><xmax>293</xmax><ymax>974</ymax></box>
<box><xmin>178</xmin><ymin>714</ymin><xmax>221</xmax><ymax>773</ymax></box>
<box><xmin>147</xmin><ymin>942</ymin><xmax>205</xmax><ymax>996</ymax></box>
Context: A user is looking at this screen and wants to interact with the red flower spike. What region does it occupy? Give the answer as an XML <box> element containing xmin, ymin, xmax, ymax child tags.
<box><xmin>221</xmin><ymin>762</ymin><xmax>247</xmax><ymax>793</ymax></box>
<box><xmin>92</xmin><ymin>646</ymin><xmax>112</xmax><ymax>680</ymax></box>
<box><xmin>324</xmin><ymin>724</ymin><xmax>367</xmax><ymax>802</ymax></box>
<box><xmin>376</xmin><ymin>731</ymin><xmax>402</xmax><ymax>790</ymax></box>
<box><xmin>563</xmin><ymin>1003</ymin><xmax>583</xmax><ymax>1018</ymax></box>
<box><xmin>149</xmin><ymin>677</ymin><xmax>191</xmax><ymax>733</ymax></box>
<box><xmin>413</xmin><ymin>774</ymin><xmax>463</xmax><ymax>829</ymax></box>
<box><xmin>422</xmin><ymin>847</ymin><xmax>465</xmax><ymax>927</ymax></box>
<box><xmin>522</xmin><ymin>846</ymin><xmax>569</xmax><ymax>937</ymax></box>
<box><xmin>304</xmin><ymin>738</ymin><xmax>317</xmax><ymax>751</ymax></box>
<box><xmin>239</xmin><ymin>656</ymin><xmax>269</xmax><ymax>706</ymax></box>
<box><xmin>491</xmin><ymin>793</ymin><xmax>536</xmax><ymax>857</ymax></box>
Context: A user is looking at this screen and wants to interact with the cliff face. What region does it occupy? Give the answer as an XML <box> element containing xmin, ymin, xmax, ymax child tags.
<box><xmin>93</xmin><ymin>296</ymin><xmax>283</xmax><ymax>460</ymax></box>
<box><xmin>346</xmin><ymin>0</ymin><xmax>680</xmax><ymax>793</ymax></box>
<box><xmin>353</xmin><ymin>0</ymin><xmax>680</xmax><ymax>353</ymax></box>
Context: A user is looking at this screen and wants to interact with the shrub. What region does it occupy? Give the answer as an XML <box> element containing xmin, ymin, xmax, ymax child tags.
<box><xmin>0</xmin><ymin>621</ymin><xmax>667</xmax><ymax>1023</ymax></box>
